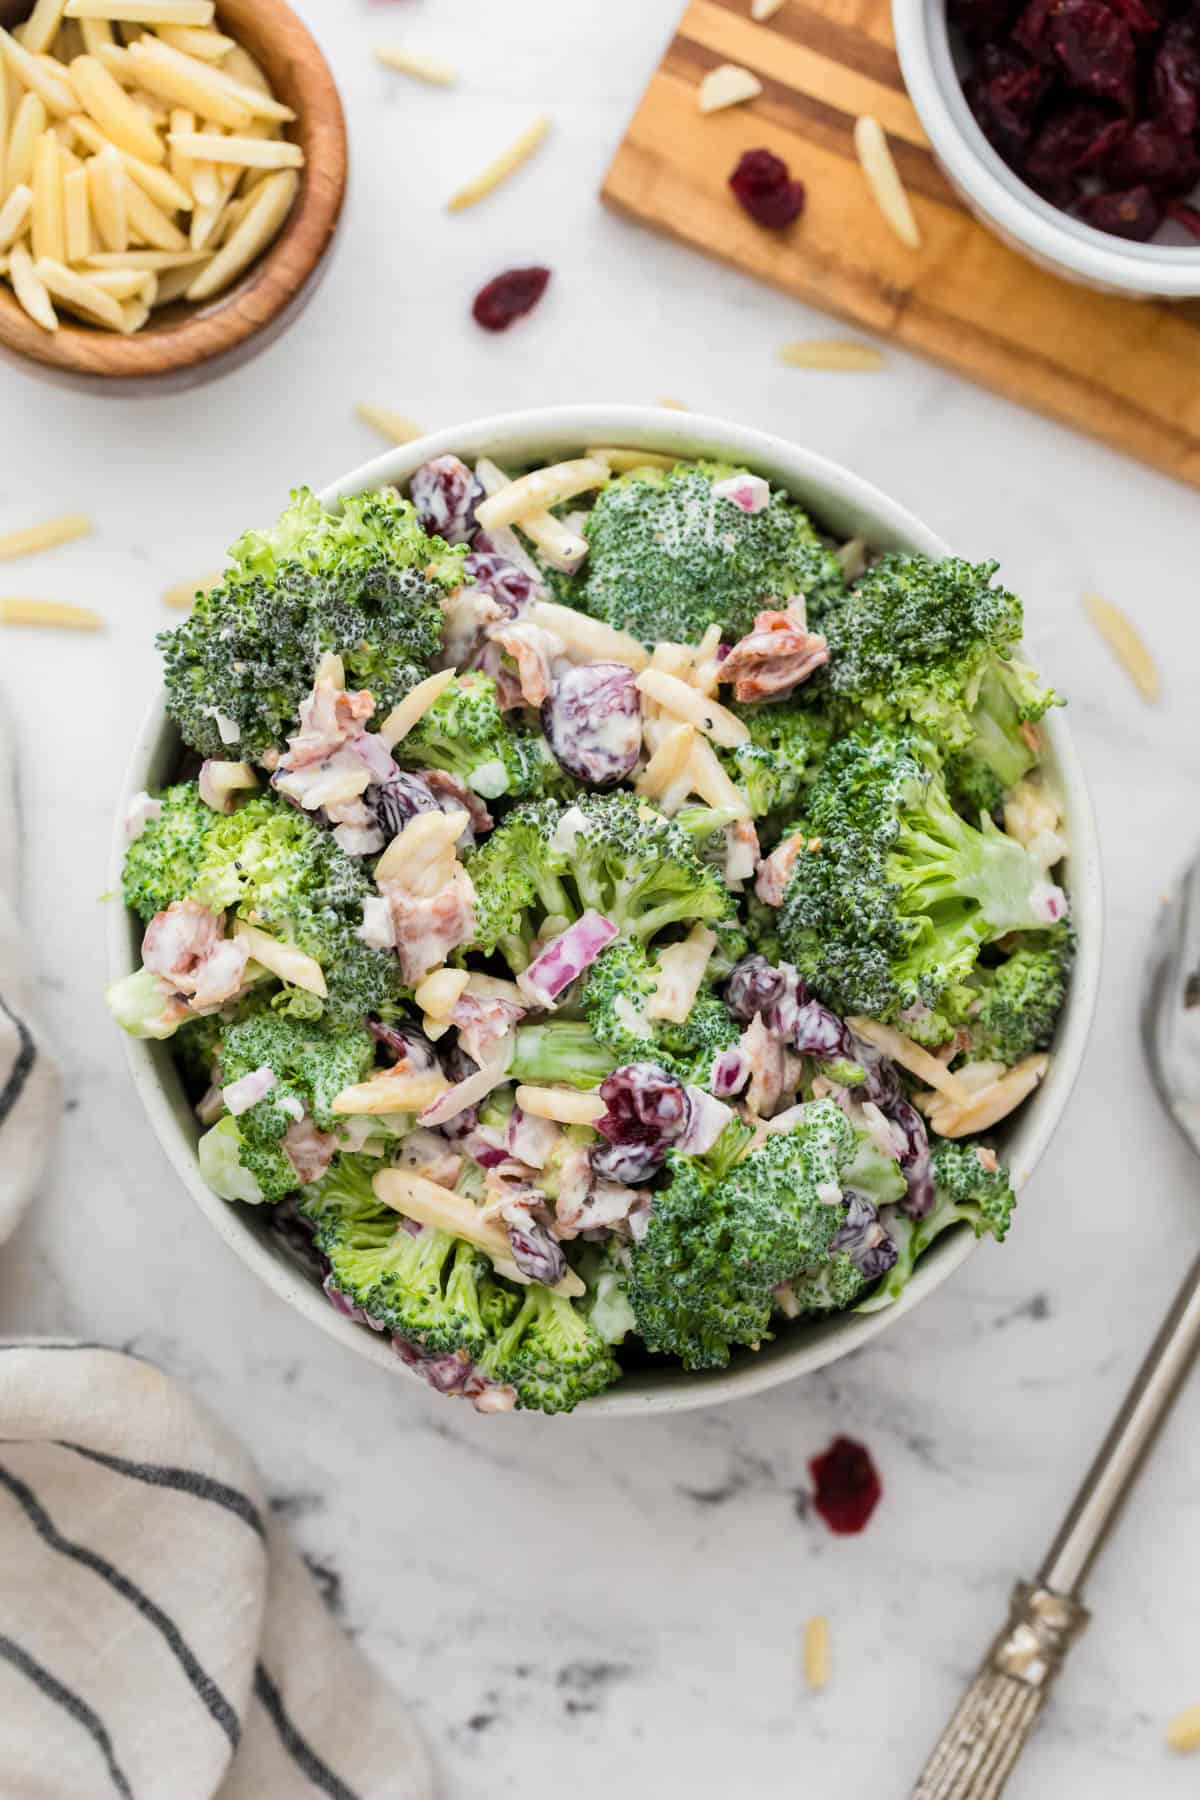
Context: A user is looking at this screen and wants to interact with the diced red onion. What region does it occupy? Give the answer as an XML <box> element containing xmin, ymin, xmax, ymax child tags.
<box><xmin>221</xmin><ymin>1064</ymin><xmax>276</xmax><ymax>1116</ymax></box>
<box><xmin>711</xmin><ymin>473</ymin><xmax>770</xmax><ymax>514</ymax></box>
<box><xmin>710</xmin><ymin>1045</ymin><xmax>751</xmax><ymax>1098</ymax></box>
<box><xmin>517</xmin><ymin>911</ymin><xmax>618</xmax><ymax>1008</ymax></box>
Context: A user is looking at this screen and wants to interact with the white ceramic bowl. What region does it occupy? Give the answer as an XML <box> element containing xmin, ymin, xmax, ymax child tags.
<box><xmin>109</xmin><ymin>405</ymin><xmax>1103</xmax><ymax>1417</ymax></box>
<box><xmin>893</xmin><ymin>0</ymin><xmax>1200</xmax><ymax>296</ymax></box>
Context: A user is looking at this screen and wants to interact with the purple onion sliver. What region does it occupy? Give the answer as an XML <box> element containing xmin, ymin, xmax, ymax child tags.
<box><xmin>710</xmin><ymin>1045</ymin><xmax>751</xmax><ymax>1098</ymax></box>
<box><xmin>518</xmin><ymin>911</ymin><xmax>619</xmax><ymax>1008</ymax></box>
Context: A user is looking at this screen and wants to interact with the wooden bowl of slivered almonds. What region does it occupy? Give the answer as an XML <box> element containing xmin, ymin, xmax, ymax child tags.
<box><xmin>0</xmin><ymin>0</ymin><xmax>346</xmax><ymax>388</ymax></box>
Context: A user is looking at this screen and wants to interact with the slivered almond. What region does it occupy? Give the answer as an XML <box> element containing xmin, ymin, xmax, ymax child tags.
<box><xmin>804</xmin><ymin>1617</ymin><xmax>829</xmax><ymax>1691</ymax></box>
<box><xmin>854</xmin><ymin>115</ymin><xmax>921</xmax><ymax>250</ymax></box>
<box><xmin>374</xmin><ymin>1168</ymin><xmax>586</xmax><ymax>1298</ymax></box>
<box><xmin>8</xmin><ymin>242</ymin><xmax>57</xmax><ymax>330</ymax></box>
<box><xmin>917</xmin><ymin>1055</ymin><xmax>1049</xmax><ymax>1138</ymax></box>
<box><xmin>0</xmin><ymin>511</ymin><xmax>90</xmax><ymax>557</ymax></box>
<box><xmin>656</xmin><ymin>396</ymin><xmax>687</xmax><ymax>409</ymax></box>
<box><xmin>636</xmin><ymin>721</ymin><xmax>697</xmax><ymax>813</ymax></box>
<box><xmin>647</xmin><ymin>925</ymin><xmax>716</xmax><ymax>1025</ymax></box>
<box><xmin>446</xmin><ymin>113</ymin><xmax>549</xmax><ymax>212</ymax></box>
<box><xmin>636</xmin><ymin>667</ymin><xmax>749</xmax><ymax>748</ymax></box>
<box><xmin>699</xmin><ymin>62</ymin><xmax>763</xmax><ymax>113</ymax></box>
<box><xmin>377</xmin><ymin>667</ymin><xmax>456</xmax><ymax>749</ymax></box>
<box><xmin>475</xmin><ymin>457</ymin><xmax>609</xmax><ymax>532</ymax></box>
<box><xmin>414</xmin><ymin>966</ymin><xmax>470</xmax><ymax>1021</ymax></box>
<box><xmin>752</xmin><ymin>0</ymin><xmax>785</xmax><ymax>17</ymax></box>
<box><xmin>474</xmin><ymin>455</ymin><xmax>590</xmax><ymax>576</ymax></box>
<box><xmin>779</xmin><ymin>338</ymin><xmax>885</xmax><ymax>371</ymax></box>
<box><xmin>375</xmin><ymin>808</ymin><xmax>468</xmax><ymax>891</ymax></box>
<box><xmin>374</xmin><ymin>44</ymin><xmax>456</xmax><ymax>85</ymax></box>
<box><xmin>0</xmin><ymin>186</ymin><xmax>33</xmax><ymax>253</ymax></box>
<box><xmin>198</xmin><ymin>758</ymin><xmax>256</xmax><ymax>811</ymax></box>
<box><xmin>686</xmin><ymin>735</ymin><xmax>751</xmax><ymax>818</ymax></box>
<box><xmin>465</xmin><ymin>971</ymin><xmax>525</xmax><ymax>1005</ymax></box>
<box><xmin>333</xmin><ymin>1069</ymin><xmax>449</xmax><ymax>1116</ymax></box>
<box><xmin>233</xmin><ymin>921</ymin><xmax>326</xmax><ymax>997</ymax></box>
<box><xmin>35</xmin><ymin>254</ymin><xmax>124</xmax><ymax>326</ymax></box>
<box><xmin>526</xmin><ymin>598</ymin><xmax>649</xmax><ymax>671</ymax></box>
<box><xmin>356</xmin><ymin>402</ymin><xmax>424</xmax><ymax>444</ymax></box>
<box><xmin>0</xmin><ymin>596</ymin><xmax>101</xmax><ymax>627</ymax></box>
<box><xmin>514</xmin><ymin>1085</ymin><xmax>607</xmax><ymax>1126</ymax></box>
<box><xmin>847</xmin><ymin>1016</ymin><xmax>969</xmax><ymax>1103</ymax></box>
<box><xmin>1083</xmin><ymin>591</ymin><xmax>1161</xmax><ymax>702</ymax></box>
<box><xmin>585</xmin><ymin>446</ymin><xmax>676</xmax><ymax>472</ymax></box>
<box><xmin>1167</xmin><ymin>1704</ymin><xmax>1200</xmax><ymax>1754</ymax></box>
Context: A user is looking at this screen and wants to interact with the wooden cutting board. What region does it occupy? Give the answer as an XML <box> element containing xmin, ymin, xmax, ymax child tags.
<box><xmin>602</xmin><ymin>0</ymin><xmax>1200</xmax><ymax>489</ymax></box>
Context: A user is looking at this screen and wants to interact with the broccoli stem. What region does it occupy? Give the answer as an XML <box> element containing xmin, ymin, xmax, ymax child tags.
<box><xmin>510</xmin><ymin>1022</ymin><xmax>617</xmax><ymax>1089</ymax></box>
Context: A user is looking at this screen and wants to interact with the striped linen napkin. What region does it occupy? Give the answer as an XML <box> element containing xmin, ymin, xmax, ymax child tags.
<box><xmin>0</xmin><ymin>716</ymin><xmax>432</xmax><ymax>1798</ymax></box>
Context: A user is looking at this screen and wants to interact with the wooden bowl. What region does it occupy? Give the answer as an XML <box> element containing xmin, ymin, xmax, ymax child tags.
<box><xmin>0</xmin><ymin>0</ymin><xmax>347</xmax><ymax>389</ymax></box>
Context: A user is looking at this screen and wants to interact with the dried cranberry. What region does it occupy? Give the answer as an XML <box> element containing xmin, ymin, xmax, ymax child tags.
<box><xmin>948</xmin><ymin>0</ymin><xmax>1019</xmax><ymax>42</ymax></box>
<box><xmin>1023</xmin><ymin>103</ymin><xmax>1128</xmax><ymax>189</ymax></box>
<box><xmin>1153</xmin><ymin>19</ymin><xmax>1200</xmax><ymax>134</ymax></box>
<box><xmin>591</xmin><ymin>1063</ymin><xmax>690</xmax><ymax>1182</ymax></box>
<box><xmin>472</xmin><ymin>266</ymin><xmax>551</xmax><ymax>332</ymax></box>
<box><xmin>409</xmin><ymin>454</ymin><xmax>482</xmax><ymax>545</ymax></box>
<box><xmin>965</xmin><ymin>44</ymin><xmax>1051</xmax><ymax>161</ymax></box>
<box><xmin>1107</xmin><ymin>0</ymin><xmax>1161</xmax><ymax>35</ymax></box>
<box><xmin>1012</xmin><ymin>0</ymin><xmax>1058</xmax><ymax>65</ymax></box>
<box><xmin>506</xmin><ymin>1216</ymin><xmax>568</xmax><ymax>1287</ymax></box>
<box><xmin>1167</xmin><ymin>197</ymin><xmax>1200</xmax><ymax>237</ymax></box>
<box><xmin>728</xmin><ymin>148</ymin><xmax>806</xmax><ymax>228</ymax></box>
<box><xmin>831</xmin><ymin>1194</ymin><xmax>899</xmax><ymax>1280</ymax></box>
<box><xmin>1107</xmin><ymin>119</ymin><xmax>1200</xmax><ymax>192</ymax></box>
<box><xmin>809</xmin><ymin>1436</ymin><xmax>883</xmax><ymax>1535</ymax></box>
<box><xmin>366</xmin><ymin>769</ymin><xmax>439</xmax><ymax>839</ymax></box>
<box><xmin>1050</xmin><ymin>0</ymin><xmax>1137</xmax><ymax>105</ymax></box>
<box><xmin>1076</xmin><ymin>181</ymin><xmax>1163</xmax><ymax>235</ymax></box>
<box><xmin>543</xmin><ymin>663</ymin><xmax>642</xmax><ymax>786</ymax></box>
<box><xmin>889</xmin><ymin>1098</ymin><xmax>935</xmax><ymax>1218</ymax></box>
<box><xmin>791</xmin><ymin>997</ymin><xmax>854</xmax><ymax>1061</ymax></box>
<box><xmin>725</xmin><ymin>954</ymin><xmax>790</xmax><ymax>1023</ymax></box>
<box><xmin>463</xmin><ymin>548</ymin><xmax>539</xmax><ymax>616</ymax></box>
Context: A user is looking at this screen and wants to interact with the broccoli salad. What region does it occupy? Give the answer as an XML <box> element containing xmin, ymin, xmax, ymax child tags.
<box><xmin>108</xmin><ymin>449</ymin><xmax>1073</xmax><ymax>1414</ymax></box>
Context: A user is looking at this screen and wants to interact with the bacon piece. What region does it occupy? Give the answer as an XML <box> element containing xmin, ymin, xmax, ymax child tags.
<box><xmin>486</xmin><ymin>619</ymin><xmax>563</xmax><ymax>707</ymax></box>
<box><xmin>423</xmin><ymin>768</ymin><xmax>494</xmax><ymax>836</ymax></box>
<box><xmin>142</xmin><ymin>899</ymin><xmax>250</xmax><ymax>1011</ymax></box>
<box><xmin>284</xmin><ymin>1117</ymin><xmax>337</xmax><ymax>1185</ymax></box>
<box><xmin>382</xmin><ymin>866</ymin><xmax>476</xmax><ymax>987</ymax></box>
<box><xmin>281</xmin><ymin>674</ymin><xmax>375</xmax><ymax>772</ymax></box>
<box><xmin>741</xmin><ymin>1012</ymin><xmax>791</xmax><ymax>1119</ymax></box>
<box><xmin>717</xmin><ymin>606</ymin><xmax>830</xmax><ymax>703</ymax></box>
<box><xmin>449</xmin><ymin>989</ymin><xmax>526</xmax><ymax>1063</ymax></box>
<box><xmin>755</xmin><ymin>830</ymin><xmax>806</xmax><ymax>907</ymax></box>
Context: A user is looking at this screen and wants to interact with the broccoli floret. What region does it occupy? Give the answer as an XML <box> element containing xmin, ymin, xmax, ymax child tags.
<box><xmin>781</xmin><ymin>1252</ymin><xmax>867</xmax><ymax>1317</ymax></box>
<box><xmin>858</xmin><ymin>1142</ymin><xmax>1016</xmax><ymax>1314</ymax></box>
<box><xmin>173</xmin><ymin>1010</ymin><xmax>226</xmax><ymax>1096</ymax></box>
<box><xmin>946</xmin><ymin>661</ymin><xmax>1063</xmax><ymax>818</ymax></box>
<box><xmin>627</xmin><ymin>1099</ymin><xmax>862</xmax><ymax>1370</ymax></box>
<box><xmin>822</xmin><ymin>553</ymin><xmax>1041</xmax><ymax>751</ymax></box>
<box><xmin>568</xmin><ymin>461</ymin><xmax>846</xmax><ymax>647</ymax></box>
<box><xmin>464</xmin><ymin>792</ymin><xmax>738</xmax><ymax>973</ymax></box>
<box><xmin>476</xmin><ymin>1282</ymin><xmax>621</xmax><ymax>1413</ymax></box>
<box><xmin>189</xmin><ymin>793</ymin><xmax>406</xmax><ymax>1021</ymax></box>
<box><xmin>399</xmin><ymin>673</ymin><xmax>565</xmax><ymax>801</ymax></box>
<box><xmin>719</xmin><ymin>698</ymin><xmax>833</xmax><ymax>823</ymax></box>
<box><xmin>159</xmin><ymin>487</ymin><xmax>464</xmax><ymax>760</ymax></box>
<box><xmin>509</xmin><ymin>1020</ymin><xmax>618</xmax><ymax>1089</ymax></box>
<box><xmin>778</xmin><ymin>725</ymin><xmax>1064</xmax><ymax>1022</ymax></box>
<box><xmin>965</xmin><ymin>930</ymin><xmax>1072</xmax><ymax>1065</ymax></box>
<box><xmin>581</xmin><ymin>938</ymin><xmax>739</xmax><ymax>1088</ymax></box>
<box><xmin>122</xmin><ymin>784</ymin><xmax>214</xmax><ymax>923</ymax></box>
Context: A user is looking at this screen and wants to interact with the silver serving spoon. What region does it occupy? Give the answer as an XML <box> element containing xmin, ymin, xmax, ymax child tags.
<box><xmin>910</xmin><ymin>857</ymin><xmax>1200</xmax><ymax>1798</ymax></box>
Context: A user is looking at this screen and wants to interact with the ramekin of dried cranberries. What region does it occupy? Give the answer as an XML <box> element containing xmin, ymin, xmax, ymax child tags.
<box><xmin>893</xmin><ymin>0</ymin><xmax>1200</xmax><ymax>293</ymax></box>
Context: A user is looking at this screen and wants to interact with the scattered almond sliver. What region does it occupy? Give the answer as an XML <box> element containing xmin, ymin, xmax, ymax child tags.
<box><xmin>699</xmin><ymin>62</ymin><xmax>763</xmax><ymax>114</ymax></box>
<box><xmin>854</xmin><ymin>115</ymin><xmax>921</xmax><ymax>250</ymax></box>
<box><xmin>0</xmin><ymin>511</ymin><xmax>91</xmax><ymax>558</ymax></box>
<box><xmin>356</xmin><ymin>403</ymin><xmax>425</xmax><ymax>445</ymax></box>
<box><xmin>586</xmin><ymin>446</ymin><xmax>677</xmax><ymax>472</ymax></box>
<box><xmin>656</xmin><ymin>396</ymin><xmax>688</xmax><ymax>409</ymax></box>
<box><xmin>0</xmin><ymin>597</ymin><xmax>103</xmax><ymax>628</ymax></box>
<box><xmin>779</xmin><ymin>339</ymin><xmax>885</xmax><ymax>371</ymax></box>
<box><xmin>803</xmin><ymin>1616</ymin><xmax>829</xmax><ymax>1692</ymax></box>
<box><xmin>1083</xmin><ymin>590</ymin><xmax>1161</xmax><ymax>703</ymax></box>
<box><xmin>1167</xmin><ymin>1703</ymin><xmax>1200</xmax><ymax>1753</ymax></box>
<box><xmin>446</xmin><ymin>114</ymin><xmax>550</xmax><ymax>213</ymax></box>
<box><xmin>513</xmin><ymin>1085</ymin><xmax>607</xmax><ymax>1126</ymax></box>
<box><xmin>374</xmin><ymin>45</ymin><xmax>457</xmax><ymax>86</ymax></box>
<box><xmin>162</xmin><ymin>570</ymin><xmax>219</xmax><ymax>609</ymax></box>
<box><xmin>752</xmin><ymin>0</ymin><xmax>785</xmax><ymax>18</ymax></box>
<box><xmin>847</xmin><ymin>1016</ymin><xmax>969</xmax><ymax>1104</ymax></box>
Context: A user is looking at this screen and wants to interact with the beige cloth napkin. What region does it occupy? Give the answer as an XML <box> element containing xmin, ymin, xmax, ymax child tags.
<box><xmin>0</xmin><ymin>715</ymin><xmax>433</xmax><ymax>1799</ymax></box>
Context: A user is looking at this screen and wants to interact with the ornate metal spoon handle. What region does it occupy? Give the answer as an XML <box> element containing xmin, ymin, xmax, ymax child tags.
<box><xmin>911</xmin><ymin>1250</ymin><xmax>1200</xmax><ymax>1797</ymax></box>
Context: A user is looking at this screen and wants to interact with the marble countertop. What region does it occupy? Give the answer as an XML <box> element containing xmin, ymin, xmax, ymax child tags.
<box><xmin>2</xmin><ymin>1</ymin><xmax>1199</xmax><ymax>1792</ymax></box>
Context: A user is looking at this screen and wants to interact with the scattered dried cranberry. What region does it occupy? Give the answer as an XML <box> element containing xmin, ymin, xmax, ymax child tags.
<box><xmin>964</xmin><ymin>44</ymin><xmax>1050</xmax><ymax>162</ymax></box>
<box><xmin>1023</xmin><ymin>103</ymin><xmax>1127</xmax><ymax>190</ymax></box>
<box><xmin>1107</xmin><ymin>120</ymin><xmax>1199</xmax><ymax>194</ymax></box>
<box><xmin>728</xmin><ymin>148</ymin><xmax>806</xmax><ymax>228</ymax></box>
<box><xmin>1153</xmin><ymin>19</ymin><xmax>1200</xmax><ymax>136</ymax></box>
<box><xmin>1050</xmin><ymin>0</ymin><xmax>1136</xmax><ymax>105</ymax></box>
<box><xmin>1167</xmin><ymin>197</ymin><xmax>1200</xmax><ymax>237</ymax></box>
<box><xmin>1011</xmin><ymin>0</ymin><xmax>1057</xmax><ymax>65</ymax></box>
<box><xmin>948</xmin><ymin>0</ymin><xmax>1019</xmax><ymax>44</ymax></box>
<box><xmin>1107</xmin><ymin>0</ymin><xmax>1161</xmax><ymax>37</ymax></box>
<box><xmin>809</xmin><ymin>1436</ymin><xmax>883</xmax><ymax>1535</ymax></box>
<box><xmin>472</xmin><ymin>266</ymin><xmax>551</xmax><ymax>332</ymax></box>
<box><xmin>1076</xmin><ymin>181</ymin><xmax>1163</xmax><ymax>236</ymax></box>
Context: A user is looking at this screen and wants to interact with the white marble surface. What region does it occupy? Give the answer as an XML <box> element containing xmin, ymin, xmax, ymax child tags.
<box><xmin>1</xmin><ymin>1</ymin><xmax>1199</xmax><ymax>1793</ymax></box>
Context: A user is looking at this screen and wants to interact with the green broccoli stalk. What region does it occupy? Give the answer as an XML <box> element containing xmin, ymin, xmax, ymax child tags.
<box><xmin>566</xmin><ymin>461</ymin><xmax>846</xmax><ymax>647</ymax></box>
<box><xmin>778</xmin><ymin>725</ymin><xmax>1066</xmax><ymax>1024</ymax></box>
<box><xmin>627</xmin><ymin>1099</ymin><xmax>865</xmax><ymax>1371</ymax></box>
<box><xmin>581</xmin><ymin>938</ymin><xmax>740</xmax><ymax>1089</ymax></box>
<box><xmin>963</xmin><ymin>930</ymin><xmax>1073</xmax><ymax>1065</ymax></box>
<box><xmin>464</xmin><ymin>793</ymin><xmax>738</xmax><ymax>974</ymax></box>
<box><xmin>857</xmin><ymin>1141</ymin><xmax>1016</xmax><ymax>1314</ymax></box>
<box><xmin>509</xmin><ymin>1020</ymin><xmax>618</xmax><ymax>1089</ymax></box>
<box><xmin>159</xmin><ymin>486</ymin><xmax>465</xmax><ymax>760</ymax></box>
<box><xmin>946</xmin><ymin>660</ymin><xmax>1063</xmax><ymax>818</ymax></box>
<box><xmin>398</xmin><ymin>673</ymin><xmax>566</xmax><ymax>801</ymax></box>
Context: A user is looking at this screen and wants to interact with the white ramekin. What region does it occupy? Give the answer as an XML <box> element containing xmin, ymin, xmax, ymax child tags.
<box><xmin>109</xmin><ymin>406</ymin><xmax>1103</xmax><ymax>1417</ymax></box>
<box><xmin>893</xmin><ymin>0</ymin><xmax>1200</xmax><ymax>296</ymax></box>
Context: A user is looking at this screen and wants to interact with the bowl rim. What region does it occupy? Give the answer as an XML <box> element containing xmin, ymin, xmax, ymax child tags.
<box><xmin>108</xmin><ymin>403</ymin><xmax>1103</xmax><ymax>1418</ymax></box>
<box><xmin>0</xmin><ymin>0</ymin><xmax>347</xmax><ymax>381</ymax></box>
<box><xmin>893</xmin><ymin>0</ymin><xmax>1200</xmax><ymax>296</ymax></box>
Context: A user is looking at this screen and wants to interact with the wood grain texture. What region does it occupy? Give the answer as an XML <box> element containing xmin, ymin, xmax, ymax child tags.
<box><xmin>602</xmin><ymin>0</ymin><xmax>1200</xmax><ymax>489</ymax></box>
<box><xmin>0</xmin><ymin>0</ymin><xmax>346</xmax><ymax>388</ymax></box>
